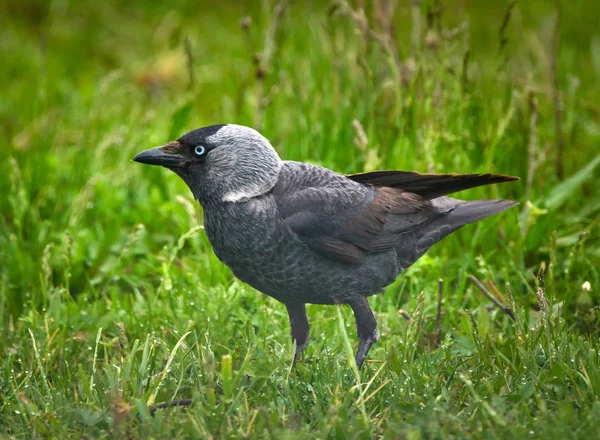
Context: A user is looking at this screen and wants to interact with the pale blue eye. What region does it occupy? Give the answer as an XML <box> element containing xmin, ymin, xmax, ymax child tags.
<box><xmin>194</xmin><ymin>145</ymin><xmax>206</xmax><ymax>156</ymax></box>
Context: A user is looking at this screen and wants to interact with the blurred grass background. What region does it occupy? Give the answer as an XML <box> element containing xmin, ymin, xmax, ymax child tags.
<box><xmin>1</xmin><ymin>0</ymin><xmax>599</xmax><ymax>438</ymax></box>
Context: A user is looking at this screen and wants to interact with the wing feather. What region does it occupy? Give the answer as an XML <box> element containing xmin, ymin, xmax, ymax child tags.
<box><xmin>347</xmin><ymin>171</ymin><xmax>519</xmax><ymax>199</ymax></box>
<box><xmin>277</xmin><ymin>183</ymin><xmax>440</xmax><ymax>264</ymax></box>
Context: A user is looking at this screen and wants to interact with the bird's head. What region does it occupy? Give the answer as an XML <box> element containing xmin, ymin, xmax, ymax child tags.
<box><xmin>133</xmin><ymin>124</ymin><xmax>282</xmax><ymax>204</ymax></box>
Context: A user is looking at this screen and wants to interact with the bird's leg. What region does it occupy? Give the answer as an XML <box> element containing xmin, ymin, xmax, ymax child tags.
<box><xmin>285</xmin><ymin>303</ymin><xmax>309</xmax><ymax>367</ymax></box>
<box><xmin>349</xmin><ymin>296</ymin><xmax>379</xmax><ymax>369</ymax></box>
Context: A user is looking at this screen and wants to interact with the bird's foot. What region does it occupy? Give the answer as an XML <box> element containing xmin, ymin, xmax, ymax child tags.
<box><xmin>355</xmin><ymin>329</ymin><xmax>379</xmax><ymax>369</ymax></box>
<box><xmin>292</xmin><ymin>338</ymin><xmax>310</xmax><ymax>368</ymax></box>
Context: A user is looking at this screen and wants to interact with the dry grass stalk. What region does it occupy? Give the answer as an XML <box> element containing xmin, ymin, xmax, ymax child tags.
<box><xmin>240</xmin><ymin>1</ymin><xmax>288</xmax><ymax>130</ymax></box>
<box><xmin>467</xmin><ymin>275</ymin><xmax>516</xmax><ymax>321</ymax></box>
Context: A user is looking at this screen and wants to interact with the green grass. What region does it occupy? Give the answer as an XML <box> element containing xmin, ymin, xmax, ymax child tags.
<box><xmin>1</xmin><ymin>0</ymin><xmax>600</xmax><ymax>438</ymax></box>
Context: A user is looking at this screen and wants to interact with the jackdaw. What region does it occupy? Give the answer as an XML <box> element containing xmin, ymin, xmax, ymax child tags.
<box><xmin>133</xmin><ymin>124</ymin><xmax>518</xmax><ymax>368</ymax></box>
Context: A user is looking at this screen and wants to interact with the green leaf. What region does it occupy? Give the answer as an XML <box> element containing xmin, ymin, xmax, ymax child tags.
<box><xmin>544</xmin><ymin>155</ymin><xmax>600</xmax><ymax>211</ymax></box>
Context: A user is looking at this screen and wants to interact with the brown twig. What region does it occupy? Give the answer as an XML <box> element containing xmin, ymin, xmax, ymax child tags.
<box><xmin>467</xmin><ymin>275</ymin><xmax>516</xmax><ymax>321</ymax></box>
<box><xmin>486</xmin><ymin>279</ymin><xmax>508</xmax><ymax>305</ymax></box>
<box><xmin>332</xmin><ymin>0</ymin><xmax>404</xmax><ymax>82</ymax></box>
<box><xmin>375</xmin><ymin>0</ymin><xmax>403</xmax><ymax>75</ymax></box>
<box><xmin>240</xmin><ymin>1</ymin><xmax>288</xmax><ymax>130</ymax></box>
<box><xmin>398</xmin><ymin>309</ymin><xmax>411</xmax><ymax>321</ymax></box>
<box><xmin>498</xmin><ymin>1</ymin><xmax>517</xmax><ymax>53</ymax></box>
<box><xmin>435</xmin><ymin>279</ymin><xmax>443</xmax><ymax>347</ymax></box>
<box><xmin>497</xmin><ymin>1</ymin><xmax>516</xmax><ymax>74</ymax></box>
<box><xmin>550</xmin><ymin>0</ymin><xmax>564</xmax><ymax>179</ymax></box>
<box><xmin>149</xmin><ymin>399</ymin><xmax>193</xmax><ymax>417</ymax></box>
<box><xmin>262</xmin><ymin>1</ymin><xmax>287</xmax><ymax>75</ymax></box>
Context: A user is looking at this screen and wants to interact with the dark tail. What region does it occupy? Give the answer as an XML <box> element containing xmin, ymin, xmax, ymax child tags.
<box><xmin>441</xmin><ymin>199</ymin><xmax>518</xmax><ymax>231</ymax></box>
<box><xmin>413</xmin><ymin>199</ymin><xmax>518</xmax><ymax>259</ymax></box>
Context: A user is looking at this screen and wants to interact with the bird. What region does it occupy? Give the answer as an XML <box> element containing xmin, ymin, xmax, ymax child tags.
<box><xmin>133</xmin><ymin>124</ymin><xmax>518</xmax><ymax>369</ymax></box>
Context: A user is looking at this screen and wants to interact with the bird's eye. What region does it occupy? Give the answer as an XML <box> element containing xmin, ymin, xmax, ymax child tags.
<box><xmin>193</xmin><ymin>145</ymin><xmax>206</xmax><ymax>156</ymax></box>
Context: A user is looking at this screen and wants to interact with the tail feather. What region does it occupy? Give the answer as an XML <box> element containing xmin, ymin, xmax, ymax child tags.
<box><xmin>400</xmin><ymin>199</ymin><xmax>518</xmax><ymax>267</ymax></box>
<box><xmin>439</xmin><ymin>199</ymin><xmax>518</xmax><ymax>229</ymax></box>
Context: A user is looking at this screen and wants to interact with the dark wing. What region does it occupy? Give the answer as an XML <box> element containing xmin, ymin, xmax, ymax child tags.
<box><xmin>275</xmin><ymin>184</ymin><xmax>442</xmax><ymax>265</ymax></box>
<box><xmin>346</xmin><ymin>171</ymin><xmax>519</xmax><ymax>200</ymax></box>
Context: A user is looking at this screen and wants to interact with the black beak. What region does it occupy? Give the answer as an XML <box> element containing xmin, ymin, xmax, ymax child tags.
<box><xmin>133</xmin><ymin>146</ymin><xmax>187</xmax><ymax>168</ymax></box>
